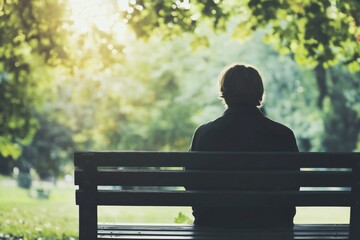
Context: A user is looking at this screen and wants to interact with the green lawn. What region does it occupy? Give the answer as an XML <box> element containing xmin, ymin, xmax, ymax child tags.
<box><xmin>0</xmin><ymin>178</ymin><xmax>78</xmax><ymax>240</ymax></box>
<box><xmin>0</xmin><ymin>176</ymin><xmax>192</xmax><ymax>240</ymax></box>
<box><xmin>0</xmin><ymin>175</ymin><xmax>350</xmax><ymax>239</ymax></box>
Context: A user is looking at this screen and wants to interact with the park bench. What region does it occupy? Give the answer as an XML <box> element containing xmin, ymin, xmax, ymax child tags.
<box><xmin>74</xmin><ymin>151</ymin><xmax>360</xmax><ymax>240</ymax></box>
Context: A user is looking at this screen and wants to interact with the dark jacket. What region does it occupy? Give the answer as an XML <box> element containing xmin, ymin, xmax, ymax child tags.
<box><xmin>189</xmin><ymin>106</ymin><xmax>299</xmax><ymax>228</ymax></box>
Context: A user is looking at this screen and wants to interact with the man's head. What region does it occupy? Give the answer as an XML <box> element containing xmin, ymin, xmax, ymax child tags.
<box><xmin>218</xmin><ymin>64</ymin><xmax>264</xmax><ymax>107</ymax></box>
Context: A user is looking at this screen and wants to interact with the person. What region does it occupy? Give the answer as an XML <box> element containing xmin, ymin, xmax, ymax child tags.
<box><xmin>189</xmin><ymin>63</ymin><xmax>299</xmax><ymax>228</ymax></box>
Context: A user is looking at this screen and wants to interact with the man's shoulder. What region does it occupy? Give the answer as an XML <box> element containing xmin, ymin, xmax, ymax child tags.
<box><xmin>195</xmin><ymin>116</ymin><xmax>229</xmax><ymax>134</ymax></box>
<box><xmin>261</xmin><ymin>116</ymin><xmax>295</xmax><ymax>137</ymax></box>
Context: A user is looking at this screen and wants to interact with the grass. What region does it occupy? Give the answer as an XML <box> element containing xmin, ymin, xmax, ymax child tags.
<box><xmin>295</xmin><ymin>207</ymin><xmax>349</xmax><ymax>224</ymax></box>
<box><xmin>0</xmin><ymin>178</ymin><xmax>78</xmax><ymax>240</ymax></box>
<box><xmin>0</xmin><ymin>176</ymin><xmax>192</xmax><ymax>240</ymax></box>
<box><xmin>0</xmin><ymin>175</ymin><xmax>350</xmax><ymax>239</ymax></box>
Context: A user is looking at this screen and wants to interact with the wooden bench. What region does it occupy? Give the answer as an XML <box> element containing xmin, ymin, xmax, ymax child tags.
<box><xmin>74</xmin><ymin>151</ymin><xmax>360</xmax><ymax>240</ymax></box>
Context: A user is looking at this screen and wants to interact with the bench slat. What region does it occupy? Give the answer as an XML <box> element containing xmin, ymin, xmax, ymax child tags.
<box><xmin>76</xmin><ymin>190</ymin><xmax>352</xmax><ymax>207</ymax></box>
<box><xmin>75</xmin><ymin>152</ymin><xmax>356</xmax><ymax>168</ymax></box>
<box><xmin>98</xmin><ymin>229</ymin><xmax>350</xmax><ymax>237</ymax></box>
<box><xmin>98</xmin><ymin>224</ymin><xmax>349</xmax><ymax>231</ymax></box>
<box><xmin>75</xmin><ymin>170</ymin><xmax>352</xmax><ymax>188</ymax></box>
<box><xmin>97</xmin><ymin>224</ymin><xmax>349</xmax><ymax>240</ymax></box>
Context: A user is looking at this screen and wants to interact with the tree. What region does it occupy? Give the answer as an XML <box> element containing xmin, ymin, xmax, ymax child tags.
<box><xmin>118</xmin><ymin>0</ymin><xmax>360</xmax><ymax>114</ymax></box>
<box><xmin>320</xmin><ymin>66</ymin><xmax>360</xmax><ymax>151</ymax></box>
<box><xmin>120</xmin><ymin>0</ymin><xmax>359</xmax><ymax>70</ymax></box>
<box><xmin>20</xmin><ymin>113</ymin><xmax>74</xmax><ymax>180</ymax></box>
<box><xmin>0</xmin><ymin>0</ymin><xmax>70</xmax><ymax>159</ymax></box>
<box><xmin>53</xmin><ymin>34</ymin><xmax>202</xmax><ymax>151</ymax></box>
<box><xmin>0</xmin><ymin>0</ymin><xmax>121</xmax><ymax>170</ymax></box>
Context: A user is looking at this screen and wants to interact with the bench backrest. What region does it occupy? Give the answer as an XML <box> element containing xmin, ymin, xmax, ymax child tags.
<box><xmin>74</xmin><ymin>152</ymin><xmax>360</xmax><ymax>238</ymax></box>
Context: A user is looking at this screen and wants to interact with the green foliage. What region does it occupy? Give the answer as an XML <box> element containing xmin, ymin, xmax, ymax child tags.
<box><xmin>0</xmin><ymin>71</ymin><xmax>37</xmax><ymax>159</ymax></box>
<box><xmin>0</xmin><ymin>0</ymin><xmax>70</xmax><ymax>159</ymax></box>
<box><xmin>114</xmin><ymin>0</ymin><xmax>360</xmax><ymax>151</ymax></box>
<box><xmin>174</xmin><ymin>212</ymin><xmax>193</xmax><ymax>224</ymax></box>
<box><xmin>54</xmin><ymin>35</ymin><xmax>201</xmax><ymax>151</ymax></box>
<box><xmin>21</xmin><ymin>114</ymin><xmax>74</xmax><ymax>179</ymax></box>
<box><xmin>51</xmin><ymin>21</ymin><xmax>358</xmax><ymax>153</ymax></box>
<box><xmin>255</xmin><ymin>0</ymin><xmax>360</xmax><ymax>69</ymax></box>
<box><xmin>320</xmin><ymin>66</ymin><xmax>360</xmax><ymax>151</ymax></box>
<box><xmin>122</xmin><ymin>0</ymin><xmax>360</xmax><ymax>69</ymax></box>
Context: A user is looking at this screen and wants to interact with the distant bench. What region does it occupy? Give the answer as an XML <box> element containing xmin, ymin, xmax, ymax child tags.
<box><xmin>74</xmin><ymin>151</ymin><xmax>360</xmax><ymax>240</ymax></box>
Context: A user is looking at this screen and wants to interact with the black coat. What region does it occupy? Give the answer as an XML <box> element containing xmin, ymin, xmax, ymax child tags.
<box><xmin>189</xmin><ymin>106</ymin><xmax>299</xmax><ymax>228</ymax></box>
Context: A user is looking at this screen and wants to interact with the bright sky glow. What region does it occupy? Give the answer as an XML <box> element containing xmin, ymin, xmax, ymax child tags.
<box><xmin>68</xmin><ymin>0</ymin><xmax>129</xmax><ymax>41</ymax></box>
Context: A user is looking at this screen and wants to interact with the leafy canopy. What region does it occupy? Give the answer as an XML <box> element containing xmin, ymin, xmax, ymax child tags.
<box><xmin>0</xmin><ymin>0</ymin><xmax>70</xmax><ymax>158</ymax></box>
<box><xmin>123</xmin><ymin>0</ymin><xmax>360</xmax><ymax>70</ymax></box>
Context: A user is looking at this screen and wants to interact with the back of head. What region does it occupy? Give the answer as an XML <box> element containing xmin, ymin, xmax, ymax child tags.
<box><xmin>218</xmin><ymin>64</ymin><xmax>264</xmax><ymax>107</ymax></box>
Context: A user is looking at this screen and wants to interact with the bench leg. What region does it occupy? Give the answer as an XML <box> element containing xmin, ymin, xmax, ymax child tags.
<box><xmin>350</xmin><ymin>161</ymin><xmax>360</xmax><ymax>240</ymax></box>
<box><xmin>79</xmin><ymin>203</ymin><xmax>97</xmax><ymax>240</ymax></box>
<box><xmin>350</xmin><ymin>199</ymin><xmax>360</xmax><ymax>240</ymax></box>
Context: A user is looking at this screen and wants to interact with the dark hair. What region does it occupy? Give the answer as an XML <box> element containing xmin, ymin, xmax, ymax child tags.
<box><xmin>218</xmin><ymin>64</ymin><xmax>264</xmax><ymax>107</ymax></box>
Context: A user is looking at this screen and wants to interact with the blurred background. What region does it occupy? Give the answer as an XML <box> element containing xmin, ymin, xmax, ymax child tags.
<box><xmin>0</xmin><ymin>0</ymin><xmax>359</xmax><ymax>239</ymax></box>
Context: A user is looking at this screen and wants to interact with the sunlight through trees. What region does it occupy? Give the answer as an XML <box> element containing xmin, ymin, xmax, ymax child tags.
<box><xmin>0</xmin><ymin>0</ymin><xmax>359</xmax><ymax>179</ymax></box>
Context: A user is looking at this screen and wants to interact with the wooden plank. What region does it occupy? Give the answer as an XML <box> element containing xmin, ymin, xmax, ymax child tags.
<box><xmin>98</xmin><ymin>224</ymin><xmax>349</xmax><ymax>236</ymax></box>
<box><xmin>98</xmin><ymin>229</ymin><xmax>349</xmax><ymax>237</ymax></box>
<box><xmin>98</xmin><ymin>228</ymin><xmax>295</xmax><ymax>240</ymax></box>
<box><xmin>97</xmin><ymin>235</ymin><xmax>297</xmax><ymax>240</ymax></box>
<box><xmin>349</xmin><ymin>159</ymin><xmax>360</xmax><ymax>240</ymax></box>
<box><xmin>76</xmin><ymin>190</ymin><xmax>352</xmax><ymax>207</ymax></box>
<box><xmin>97</xmin><ymin>224</ymin><xmax>350</xmax><ymax>240</ymax></box>
<box><xmin>74</xmin><ymin>152</ymin><xmax>357</xmax><ymax>168</ymax></box>
<box><xmin>98</xmin><ymin>224</ymin><xmax>349</xmax><ymax>231</ymax></box>
<box><xmin>75</xmin><ymin>170</ymin><xmax>352</xmax><ymax>188</ymax></box>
